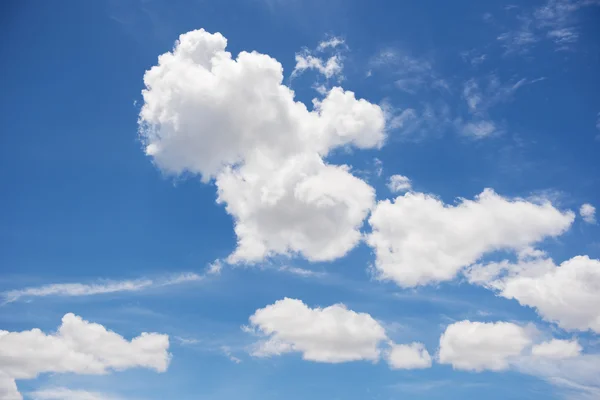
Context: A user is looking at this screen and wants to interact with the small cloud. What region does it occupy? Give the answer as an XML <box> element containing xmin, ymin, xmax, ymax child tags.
<box><xmin>29</xmin><ymin>387</ymin><xmax>123</xmax><ymax>400</ymax></box>
<box><xmin>292</xmin><ymin>36</ymin><xmax>347</xmax><ymax>83</ymax></box>
<box><xmin>499</xmin><ymin>0</ymin><xmax>600</xmax><ymax>53</ymax></box>
<box><xmin>221</xmin><ymin>346</ymin><xmax>242</xmax><ymax>364</ymax></box>
<box><xmin>206</xmin><ymin>259</ymin><xmax>223</xmax><ymax>275</ymax></box>
<box><xmin>374</xmin><ymin>158</ymin><xmax>383</xmax><ymax>177</ymax></box>
<box><xmin>278</xmin><ymin>265</ymin><xmax>325</xmax><ymax>278</ymax></box>
<box><xmin>175</xmin><ymin>336</ymin><xmax>201</xmax><ymax>346</ymax></box>
<box><xmin>461</xmin><ymin>120</ymin><xmax>499</xmax><ymax>139</ymax></box>
<box><xmin>317</xmin><ymin>36</ymin><xmax>346</xmax><ymax>51</ymax></box>
<box><xmin>387</xmin><ymin>175</ymin><xmax>412</xmax><ymax>193</ymax></box>
<box><xmin>580</xmin><ymin>203</ymin><xmax>596</xmax><ymax>224</ymax></box>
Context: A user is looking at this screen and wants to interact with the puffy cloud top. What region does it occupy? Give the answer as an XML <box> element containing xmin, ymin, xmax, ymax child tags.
<box><xmin>247</xmin><ymin>298</ymin><xmax>431</xmax><ymax>369</ymax></box>
<box><xmin>367</xmin><ymin>189</ymin><xmax>574</xmax><ymax>287</ymax></box>
<box><xmin>438</xmin><ymin>320</ymin><xmax>532</xmax><ymax>371</ymax></box>
<box><xmin>0</xmin><ymin>314</ymin><xmax>170</xmax><ymax>398</ymax></box>
<box><xmin>139</xmin><ymin>29</ymin><xmax>386</xmax><ymax>263</ymax></box>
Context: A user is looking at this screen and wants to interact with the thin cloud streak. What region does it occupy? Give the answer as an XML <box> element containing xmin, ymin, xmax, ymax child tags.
<box><xmin>2</xmin><ymin>272</ymin><xmax>203</xmax><ymax>304</ymax></box>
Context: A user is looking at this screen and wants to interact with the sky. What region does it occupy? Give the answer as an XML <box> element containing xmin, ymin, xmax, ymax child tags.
<box><xmin>1</xmin><ymin>0</ymin><xmax>600</xmax><ymax>399</ymax></box>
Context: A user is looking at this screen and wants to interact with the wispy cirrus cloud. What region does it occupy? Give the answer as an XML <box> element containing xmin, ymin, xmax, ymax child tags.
<box><xmin>457</xmin><ymin>75</ymin><xmax>546</xmax><ymax>138</ymax></box>
<box><xmin>29</xmin><ymin>387</ymin><xmax>123</xmax><ymax>400</ymax></box>
<box><xmin>498</xmin><ymin>0</ymin><xmax>600</xmax><ymax>53</ymax></box>
<box><xmin>367</xmin><ymin>48</ymin><xmax>449</xmax><ymax>94</ymax></box>
<box><xmin>2</xmin><ymin>272</ymin><xmax>203</xmax><ymax>304</ymax></box>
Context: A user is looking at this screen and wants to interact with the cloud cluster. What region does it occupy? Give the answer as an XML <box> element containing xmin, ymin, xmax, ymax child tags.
<box><xmin>498</xmin><ymin>0</ymin><xmax>600</xmax><ymax>52</ymax></box>
<box><xmin>246</xmin><ymin>298</ymin><xmax>431</xmax><ymax>368</ymax></box>
<box><xmin>438</xmin><ymin>320</ymin><xmax>598</xmax><ymax>396</ymax></box>
<box><xmin>467</xmin><ymin>254</ymin><xmax>600</xmax><ymax>333</ymax></box>
<box><xmin>136</xmin><ymin>27</ymin><xmax>597</xmax><ymax>398</ymax></box>
<box><xmin>139</xmin><ymin>29</ymin><xmax>385</xmax><ymax>264</ymax></box>
<box><xmin>531</xmin><ymin>339</ymin><xmax>582</xmax><ymax>359</ymax></box>
<box><xmin>367</xmin><ymin>189</ymin><xmax>574</xmax><ymax>287</ymax></box>
<box><xmin>292</xmin><ymin>36</ymin><xmax>346</xmax><ymax>80</ymax></box>
<box><xmin>0</xmin><ymin>314</ymin><xmax>170</xmax><ymax>399</ymax></box>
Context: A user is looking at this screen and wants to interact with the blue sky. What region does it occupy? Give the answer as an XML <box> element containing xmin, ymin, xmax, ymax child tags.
<box><xmin>1</xmin><ymin>0</ymin><xmax>600</xmax><ymax>399</ymax></box>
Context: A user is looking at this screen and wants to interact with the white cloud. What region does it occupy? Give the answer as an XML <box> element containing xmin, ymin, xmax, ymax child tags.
<box><xmin>463</xmin><ymin>79</ymin><xmax>482</xmax><ymax>113</ymax></box>
<box><xmin>293</xmin><ymin>36</ymin><xmax>347</xmax><ymax>80</ymax></box>
<box><xmin>246</xmin><ymin>298</ymin><xmax>431</xmax><ymax>369</ymax></box>
<box><xmin>497</xmin><ymin>18</ymin><xmax>538</xmax><ymax>54</ymax></box>
<box><xmin>139</xmin><ymin>29</ymin><xmax>386</xmax><ymax>264</ymax></box>
<box><xmin>221</xmin><ymin>346</ymin><xmax>242</xmax><ymax>364</ymax></box>
<box><xmin>293</xmin><ymin>52</ymin><xmax>343</xmax><ymax>79</ymax></box>
<box><xmin>317</xmin><ymin>37</ymin><xmax>345</xmax><ymax>51</ymax></box>
<box><xmin>29</xmin><ymin>387</ymin><xmax>121</xmax><ymax>400</ymax></box>
<box><xmin>465</xmin><ymin>76</ymin><xmax>542</xmax><ymax>110</ymax></box>
<box><xmin>386</xmin><ymin>342</ymin><xmax>432</xmax><ymax>369</ymax></box>
<box><xmin>218</xmin><ymin>153</ymin><xmax>376</xmax><ymax>263</ymax></box>
<box><xmin>174</xmin><ymin>336</ymin><xmax>200</xmax><ymax>346</ymax></box>
<box><xmin>499</xmin><ymin>0</ymin><xmax>600</xmax><ymax>52</ymax></box>
<box><xmin>278</xmin><ymin>265</ymin><xmax>325</xmax><ymax>278</ymax></box>
<box><xmin>2</xmin><ymin>273</ymin><xmax>202</xmax><ymax>304</ymax></box>
<box><xmin>386</xmin><ymin>175</ymin><xmax>411</xmax><ymax>193</ymax></box>
<box><xmin>383</xmin><ymin>102</ymin><xmax>453</xmax><ymax>141</ymax></box>
<box><xmin>458</xmin><ymin>76</ymin><xmax>543</xmax><ymax>138</ymax></box>
<box><xmin>0</xmin><ymin>372</ymin><xmax>21</xmax><ymax>400</ymax></box>
<box><xmin>532</xmin><ymin>339</ymin><xmax>582</xmax><ymax>359</ymax></box>
<box><xmin>0</xmin><ymin>314</ymin><xmax>170</xmax><ymax>398</ymax></box>
<box><xmin>580</xmin><ymin>203</ymin><xmax>596</xmax><ymax>224</ymax></box>
<box><xmin>367</xmin><ymin>189</ymin><xmax>574</xmax><ymax>287</ymax></box>
<box><xmin>438</xmin><ymin>321</ymin><xmax>600</xmax><ymax>397</ymax></box>
<box><xmin>515</xmin><ymin>354</ymin><xmax>600</xmax><ymax>399</ymax></box>
<box><xmin>460</xmin><ymin>120</ymin><xmax>498</xmax><ymax>138</ymax></box>
<box><xmin>467</xmin><ymin>255</ymin><xmax>600</xmax><ymax>333</ymax></box>
<box><xmin>247</xmin><ymin>298</ymin><xmax>387</xmax><ymax>363</ymax></box>
<box><xmin>438</xmin><ymin>320</ymin><xmax>533</xmax><ymax>371</ymax></box>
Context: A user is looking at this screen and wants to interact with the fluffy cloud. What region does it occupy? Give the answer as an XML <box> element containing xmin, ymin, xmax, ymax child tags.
<box><xmin>0</xmin><ymin>372</ymin><xmax>21</xmax><ymax>400</ymax></box>
<box><xmin>467</xmin><ymin>255</ymin><xmax>600</xmax><ymax>333</ymax></box>
<box><xmin>386</xmin><ymin>342</ymin><xmax>432</xmax><ymax>369</ymax></box>
<box><xmin>248</xmin><ymin>298</ymin><xmax>387</xmax><ymax>362</ymax></box>
<box><xmin>292</xmin><ymin>36</ymin><xmax>346</xmax><ymax>79</ymax></box>
<box><xmin>218</xmin><ymin>153</ymin><xmax>375</xmax><ymax>263</ymax></box>
<box><xmin>0</xmin><ymin>314</ymin><xmax>170</xmax><ymax>397</ymax></box>
<box><xmin>580</xmin><ymin>203</ymin><xmax>596</xmax><ymax>224</ymax></box>
<box><xmin>293</xmin><ymin>53</ymin><xmax>343</xmax><ymax>79</ymax></box>
<box><xmin>438</xmin><ymin>320</ymin><xmax>599</xmax><ymax>397</ymax></box>
<box><xmin>247</xmin><ymin>298</ymin><xmax>431</xmax><ymax>368</ymax></box>
<box><xmin>386</xmin><ymin>174</ymin><xmax>411</xmax><ymax>193</ymax></box>
<box><xmin>367</xmin><ymin>189</ymin><xmax>574</xmax><ymax>287</ymax></box>
<box><xmin>139</xmin><ymin>29</ymin><xmax>385</xmax><ymax>264</ymax></box>
<box><xmin>438</xmin><ymin>320</ymin><xmax>533</xmax><ymax>371</ymax></box>
<box><xmin>531</xmin><ymin>339</ymin><xmax>582</xmax><ymax>359</ymax></box>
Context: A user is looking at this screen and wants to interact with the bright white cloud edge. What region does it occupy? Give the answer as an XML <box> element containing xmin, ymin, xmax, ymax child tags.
<box><xmin>246</xmin><ymin>298</ymin><xmax>431</xmax><ymax>369</ymax></box>
<box><xmin>0</xmin><ymin>314</ymin><xmax>170</xmax><ymax>399</ymax></box>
